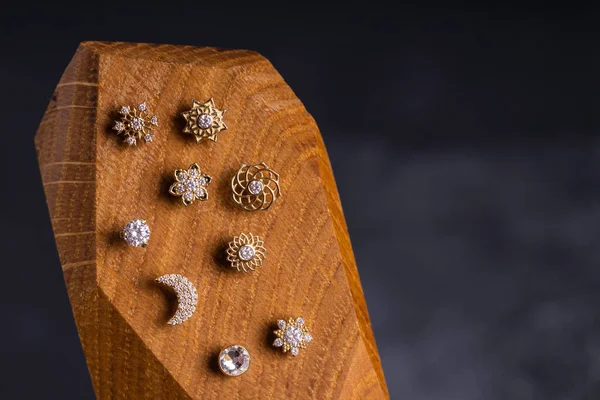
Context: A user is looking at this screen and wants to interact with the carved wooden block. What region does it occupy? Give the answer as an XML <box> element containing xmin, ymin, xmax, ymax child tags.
<box><xmin>35</xmin><ymin>42</ymin><xmax>389</xmax><ymax>399</ymax></box>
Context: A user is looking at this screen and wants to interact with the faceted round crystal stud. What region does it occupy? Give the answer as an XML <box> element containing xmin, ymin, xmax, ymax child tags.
<box><xmin>218</xmin><ymin>345</ymin><xmax>250</xmax><ymax>377</ymax></box>
<box><xmin>273</xmin><ymin>317</ymin><xmax>312</xmax><ymax>356</ymax></box>
<box><xmin>122</xmin><ymin>219</ymin><xmax>150</xmax><ymax>247</ymax></box>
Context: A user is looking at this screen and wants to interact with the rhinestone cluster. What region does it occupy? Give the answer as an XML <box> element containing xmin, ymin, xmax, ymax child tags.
<box><xmin>122</xmin><ymin>219</ymin><xmax>150</xmax><ymax>247</ymax></box>
<box><xmin>273</xmin><ymin>317</ymin><xmax>313</xmax><ymax>356</ymax></box>
<box><xmin>168</xmin><ymin>163</ymin><xmax>212</xmax><ymax>206</ymax></box>
<box><xmin>156</xmin><ymin>274</ymin><xmax>198</xmax><ymax>325</ymax></box>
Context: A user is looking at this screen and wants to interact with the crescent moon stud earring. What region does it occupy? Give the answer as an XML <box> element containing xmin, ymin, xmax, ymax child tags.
<box><xmin>121</xmin><ymin>219</ymin><xmax>151</xmax><ymax>247</ymax></box>
<box><xmin>231</xmin><ymin>163</ymin><xmax>281</xmax><ymax>211</ymax></box>
<box><xmin>156</xmin><ymin>274</ymin><xmax>198</xmax><ymax>325</ymax></box>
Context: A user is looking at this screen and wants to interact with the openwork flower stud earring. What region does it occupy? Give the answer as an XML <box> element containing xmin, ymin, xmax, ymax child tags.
<box><xmin>226</xmin><ymin>233</ymin><xmax>266</xmax><ymax>272</ymax></box>
<box><xmin>156</xmin><ymin>274</ymin><xmax>198</xmax><ymax>325</ymax></box>
<box><xmin>181</xmin><ymin>98</ymin><xmax>227</xmax><ymax>143</ymax></box>
<box><xmin>231</xmin><ymin>163</ymin><xmax>281</xmax><ymax>211</ymax></box>
<box><xmin>168</xmin><ymin>163</ymin><xmax>212</xmax><ymax>206</ymax></box>
<box><xmin>219</xmin><ymin>345</ymin><xmax>250</xmax><ymax>377</ymax></box>
<box><xmin>273</xmin><ymin>317</ymin><xmax>313</xmax><ymax>356</ymax></box>
<box><xmin>122</xmin><ymin>219</ymin><xmax>150</xmax><ymax>247</ymax></box>
<box><xmin>113</xmin><ymin>103</ymin><xmax>158</xmax><ymax>146</ymax></box>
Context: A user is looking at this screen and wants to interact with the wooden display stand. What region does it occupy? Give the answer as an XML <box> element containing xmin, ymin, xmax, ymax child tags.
<box><xmin>35</xmin><ymin>42</ymin><xmax>389</xmax><ymax>399</ymax></box>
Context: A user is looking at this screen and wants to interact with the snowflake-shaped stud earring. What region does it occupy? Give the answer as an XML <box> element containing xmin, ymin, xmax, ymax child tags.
<box><xmin>113</xmin><ymin>102</ymin><xmax>158</xmax><ymax>146</ymax></box>
<box><xmin>181</xmin><ymin>98</ymin><xmax>227</xmax><ymax>143</ymax></box>
<box><xmin>273</xmin><ymin>317</ymin><xmax>312</xmax><ymax>356</ymax></box>
<box><xmin>168</xmin><ymin>163</ymin><xmax>212</xmax><ymax>206</ymax></box>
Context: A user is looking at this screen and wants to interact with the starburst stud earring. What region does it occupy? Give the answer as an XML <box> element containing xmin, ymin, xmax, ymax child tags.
<box><xmin>168</xmin><ymin>163</ymin><xmax>212</xmax><ymax>206</ymax></box>
<box><xmin>273</xmin><ymin>317</ymin><xmax>313</xmax><ymax>356</ymax></box>
<box><xmin>231</xmin><ymin>163</ymin><xmax>281</xmax><ymax>211</ymax></box>
<box><xmin>226</xmin><ymin>233</ymin><xmax>266</xmax><ymax>272</ymax></box>
<box><xmin>113</xmin><ymin>103</ymin><xmax>158</xmax><ymax>146</ymax></box>
<box><xmin>181</xmin><ymin>98</ymin><xmax>227</xmax><ymax>143</ymax></box>
<box><xmin>121</xmin><ymin>219</ymin><xmax>150</xmax><ymax>247</ymax></box>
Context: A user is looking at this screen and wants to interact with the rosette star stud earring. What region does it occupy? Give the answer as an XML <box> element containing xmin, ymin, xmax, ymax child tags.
<box><xmin>226</xmin><ymin>233</ymin><xmax>266</xmax><ymax>272</ymax></box>
<box><xmin>156</xmin><ymin>274</ymin><xmax>198</xmax><ymax>325</ymax></box>
<box><xmin>168</xmin><ymin>163</ymin><xmax>212</xmax><ymax>206</ymax></box>
<box><xmin>219</xmin><ymin>345</ymin><xmax>250</xmax><ymax>377</ymax></box>
<box><xmin>231</xmin><ymin>163</ymin><xmax>281</xmax><ymax>211</ymax></box>
<box><xmin>181</xmin><ymin>98</ymin><xmax>227</xmax><ymax>143</ymax></box>
<box><xmin>121</xmin><ymin>219</ymin><xmax>150</xmax><ymax>247</ymax></box>
<box><xmin>113</xmin><ymin>102</ymin><xmax>158</xmax><ymax>146</ymax></box>
<box><xmin>273</xmin><ymin>317</ymin><xmax>313</xmax><ymax>356</ymax></box>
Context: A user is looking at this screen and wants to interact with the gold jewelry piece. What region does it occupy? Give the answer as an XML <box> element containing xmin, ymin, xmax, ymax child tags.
<box><xmin>155</xmin><ymin>274</ymin><xmax>198</xmax><ymax>325</ymax></box>
<box><xmin>226</xmin><ymin>233</ymin><xmax>266</xmax><ymax>272</ymax></box>
<box><xmin>273</xmin><ymin>317</ymin><xmax>312</xmax><ymax>356</ymax></box>
<box><xmin>182</xmin><ymin>98</ymin><xmax>227</xmax><ymax>143</ymax></box>
<box><xmin>113</xmin><ymin>103</ymin><xmax>158</xmax><ymax>146</ymax></box>
<box><xmin>168</xmin><ymin>163</ymin><xmax>212</xmax><ymax>206</ymax></box>
<box><xmin>231</xmin><ymin>163</ymin><xmax>281</xmax><ymax>211</ymax></box>
<box><xmin>121</xmin><ymin>219</ymin><xmax>150</xmax><ymax>247</ymax></box>
<box><xmin>219</xmin><ymin>345</ymin><xmax>250</xmax><ymax>376</ymax></box>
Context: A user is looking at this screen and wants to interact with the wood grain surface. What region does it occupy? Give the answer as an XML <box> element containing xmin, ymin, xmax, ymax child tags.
<box><xmin>35</xmin><ymin>42</ymin><xmax>389</xmax><ymax>399</ymax></box>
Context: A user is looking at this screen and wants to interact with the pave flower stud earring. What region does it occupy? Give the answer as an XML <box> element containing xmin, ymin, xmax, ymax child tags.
<box><xmin>156</xmin><ymin>274</ymin><xmax>198</xmax><ymax>325</ymax></box>
<box><xmin>168</xmin><ymin>163</ymin><xmax>212</xmax><ymax>206</ymax></box>
<box><xmin>231</xmin><ymin>163</ymin><xmax>281</xmax><ymax>211</ymax></box>
<box><xmin>273</xmin><ymin>317</ymin><xmax>313</xmax><ymax>356</ymax></box>
<box><xmin>226</xmin><ymin>233</ymin><xmax>266</xmax><ymax>272</ymax></box>
<box><xmin>181</xmin><ymin>98</ymin><xmax>227</xmax><ymax>143</ymax></box>
<box><xmin>113</xmin><ymin>102</ymin><xmax>158</xmax><ymax>146</ymax></box>
<box><xmin>121</xmin><ymin>219</ymin><xmax>150</xmax><ymax>247</ymax></box>
<box><xmin>219</xmin><ymin>345</ymin><xmax>250</xmax><ymax>377</ymax></box>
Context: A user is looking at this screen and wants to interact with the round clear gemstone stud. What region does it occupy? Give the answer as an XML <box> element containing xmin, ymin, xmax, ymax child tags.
<box><xmin>238</xmin><ymin>245</ymin><xmax>255</xmax><ymax>261</ymax></box>
<box><xmin>122</xmin><ymin>219</ymin><xmax>150</xmax><ymax>247</ymax></box>
<box><xmin>125</xmin><ymin>136</ymin><xmax>136</xmax><ymax>146</ymax></box>
<box><xmin>247</xmin><ymin>180</ymin><xmax>264</xmax><ymax>195</ymax></box>
<box><xmin>197</xmin><ymin>114</ymin><xmax>213</xmax><ymax>129</ymax></box>
<box><xmin>219</xmin><ymin>345</ymin><xmax>250</xmax><ymax>377</ymax></box>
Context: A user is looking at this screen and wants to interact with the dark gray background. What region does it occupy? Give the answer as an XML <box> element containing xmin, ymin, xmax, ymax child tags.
<box><xmin>2</xmin><ymin>3</ymin><xmax>600</xmax><ymax>399</ymax></box>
